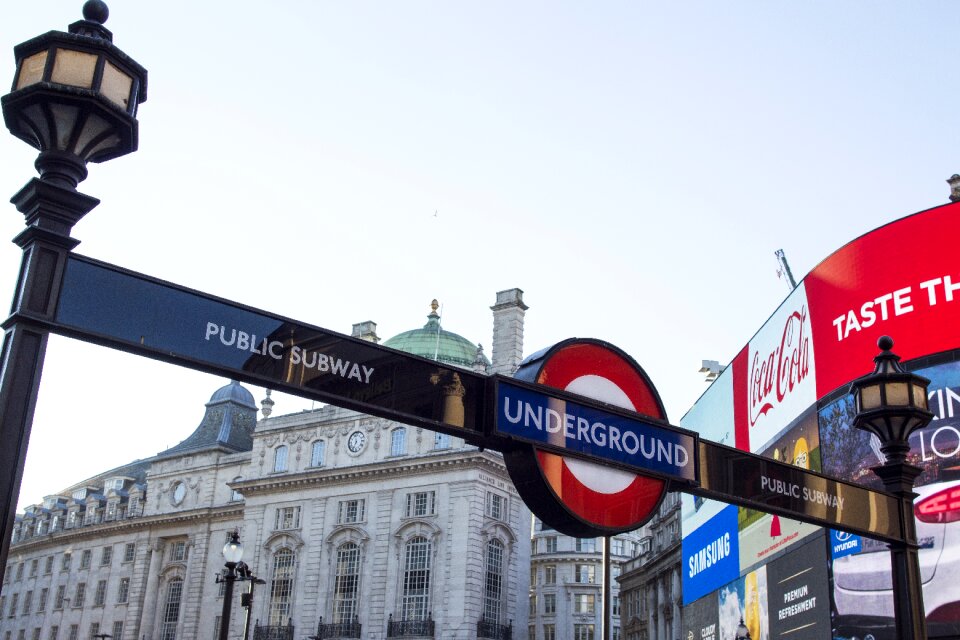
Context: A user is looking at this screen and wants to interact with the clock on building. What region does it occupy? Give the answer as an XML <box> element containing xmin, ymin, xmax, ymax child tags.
<box><xmin>171</xmin><ymin>481</ymin><xmax>186</xmax><ymax>505</ymax></box>
<box><xmin>347</xmin><ymin>430</ymin><xmax>366</xmax><ymax>453</ymax></box>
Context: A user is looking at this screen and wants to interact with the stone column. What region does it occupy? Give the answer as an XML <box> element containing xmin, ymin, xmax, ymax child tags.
<box><xmin>139</xmin><ymin>541</ymin><xmax>165</xmax><ymax>640</ymax></box>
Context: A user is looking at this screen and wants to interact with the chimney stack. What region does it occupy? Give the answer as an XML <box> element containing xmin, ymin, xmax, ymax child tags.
<box><xmin>351</xmin><ymin>321</ymin><xmax>380</xmax><ymax>343</ymax></box>
<box><xmin>490</xmin><ymin>288</ymin><xmax>528</xmax><ymax>375</ymax></box>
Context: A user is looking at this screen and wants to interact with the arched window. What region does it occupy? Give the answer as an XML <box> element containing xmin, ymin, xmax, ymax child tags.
<box><xmin>433</xmin><ymin>432</ymin><xmax>450</xmax><ymax>450</ymax></box>
<box><xmin>483</xmin><ymin>539</ymin><xmax>504</xmax><ymax>623</ymax></box>
<box><xmin>274</xmin><ymin>445</ymin><xmax>288</xmax><ymax>472</ymax></box>
<box><xmin>268</xmin><ymin>548</ymin><xmax>296</xmax><ymax>625</ymax></box>
<box><xmin>311</xmin><ymin>441</ymin><xmax>326</xmax><ymax>467</ymax></box>
<box><xmin>333</xmin><ymin>542</ymin><xmax>361</xmax><ymax>623</ymax></box>
<box><xmin>391</xmin><ymin>428</ymin><xmax>407</xmax><ymax>457</ymax></box>
<box><xmin>401</xmin><ymin>536</ymin><xmax>431</xmax><ymax>620</ymax></box>
<box><xmin>159</xmin><ymin>578</ymin><xmax>183</xmax><ymax>640</ymax></box>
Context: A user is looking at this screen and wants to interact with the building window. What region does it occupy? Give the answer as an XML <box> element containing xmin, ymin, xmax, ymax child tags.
<box><xmin>544</xmin><ymin>565</ymin><xmax>556</xmax><ymax>584</ymax></box>
<box><xmin>529</xmin><ymin>595</ymin><xmax>537</xmax><ymax>616</ymax></box>
<box><xmin>66</xmin><ymin>512</ymin><xmax>78</xmax><ymax>529</ymax></box>
<box><xmin>611</xmin><ymin>564</ymin><xmax>621</xmax><ymax>580</ymax></box>
<box><xmin>54</xmin><ymin>586</ymin><xmax>65</xmax><ymax>610</ymax></box>
<box><xmin>15</xmin><ymin>563</ymin><xmax>23</xmax><ymax>581</ymax></box>
<box><xmin>89</xmin><ymin>623</ymin><xmax>99</xmax><ymax>640</ymax></box>
<box><xmin>576</xmin><ymin>538</ymin><xmax>596</xmax><ymax>553</ymax></box>
<box><xmin>80</xmin><ymin>550</ymin><xmax>91</xmax><ymax>570</ymax></box>
<box><xmin>44</xmin><ymin>556</ymin><xmax>53</xmax><ymax>575</ymax></box>
<box><xmin>338</xmin><ymin>499</ymin><xmax>365</xmax><ymax>524</ymax></box>
<box><xmin>48</xmin><ymin>627</ymin><xmax>57</xmax><ymax>640</ymax></box>
<box><xmin>612</xmin><ymin>595</ymin><xmax>620</xmax><ymax>616</ymax></box>
<box><xmin>483</xmin><ymin>539</ymin><xmax>504</xmax><ymax>623</ymax></box>
<box><xmin>405</xmin><ymin>492</ymin><xmax>435</xmax><ymax>518</ymax></box>
<box><xmin>159</xmin><ymin>578</ymin><xmax>183</xmax><ymax>640</ymax></box>
<box><xmin>544</xmin><ymin>593</ymin><xmax>556</xmax><ymax>615</ymax></box>
<box><xmin>83</xmin><ymin>507</ymin><xmax>98</xmax><ymax>526</ymax></box>
<box><xmin>8</xmin><ymin>593</ymin><xmax>17</xmax><ymax>617</ymax></box>
<box><xmin>105</xmin><ymin>502</ymin><xmax>117</xmax><ymax>521</ymax></box>
<box><xmin>529</xmin><ymin>626</ymin><xmax>535</xmax><ymax>640</ymax></box>
<box><xmin>391</xmin><ymin>428</ymin><xmax>407</xmax><ymax>456</ymax></box>
<box><xmin>574</xmin><ymin>625</ymin><xmax>595</xmax><ymax>640</ymax></box>
<box><xmin>68</xmin><ymin>627</ymin><xmax>78</xmax><ymax>640</ymax></box>
<box><xmin>213</xmin><ymin>617</ymin><xmax>221</xmax><ymax>640</ymax></box>
<box><xmin>544</xmin><ymin>537</ymin><xmax>557</xmax><ymax>553</ymax></box>
<box><xmin>543</xmin><ymin>625</ymin><xmax>555</xmax><ymax>640</ymax></box>
<box><xmin>274</xmin><ymin>506</ymin><xmax>301</xmax><ymax>531</ymax></box>
<box><xmin>22</xmin><ymin>591</ymin><xmax>32</xmax><ymax>615</ymax></box>
<box><xmin>61</xmin><ymin>553</ymin><xmax>71</xmax><ymax>571</ymax></box>
<box><xmin>273</xmin><ymin>445</ymin><xmax>288</xmax><ymax>473</ymax></box>
<box><xmin>94</xmin><ymin>581</ymin><xmax>107</xmax><ymax>607</ymax></box>
<box><xmin>611</xmin><ymin>538</ymin><xmax>625</xmax><ymax>555</ymax></box>
<box><xmin>128</xmin><ymin>496</ymin><xmax>141</xmax><ymax>517</ymax></box>
<box><xmin>123</xmin><ymin>543</ymin><xmax>136</xmax><ymax>564</ymax></box>
<box><xmin>74</xmin><ymin>583</ymin><xmax>86</xmax><ymax>608</ymax></box>
<box><xmin>111</xmin><ymin>622</ymin><xmax>123</xmax><ymax>640</ymax></box>
<box><xmin>574</xmin><ymin>564</ymin><xmax>596</xmax><ymax>584</ymax></box>
<box><xmin>101</xmin><ymin>547</ymin><xmax>113</xmax><ymax>567</ymax></box>
<box><xmin>333</xmin><ymin>542</ymin><xmax>361</xmax><ymax>623</ymax></box>
<box><xmin>117</xmin><ymin>578</ymin><xmax>130</xmax><ymax>604</ymax></box>
<box><xmin>530</xmin><ymin>567</ymin><xmax>536</xmax><ymax>587</ymax></box>
<box><xmin>171</xmin><ymin>541</ymin><xmax>187</xmax><ymax>562</ymax></box>
<box><xmin>310</xmin><ymin>441</ymin><xmax>326</xmax><ymax>467</ymax></box>
<box><xmin>574</xmin><ymin>594</ymin><xmax>595</xmax><ymax>614</ymax></box>
<box><xmin>485</xmin><ymin>493</ymin><xmax>506</xmax><ymax>520</ymax></box>
<box><xmin>36</xmin><ymin>589</ymin><xmax>47</xmax><ymax>613</ymax></box>
<box><xmin>401</xmin><ymin>536</ymin><xmax>432</xmax><ymax>620</ymax></box>
<box><xmin>612</xmin><ymin>627</ymin><xmax>620</xmax><ymax>640</ymax></box>
<box><xmin>32</xmin><ymin>629</ymin><xmax>40</xmax><ymax>640</ymax></box>
<box><xmin>433</xmin><ymin>432</ymin><xmax>450</xmax><ymax>450</ymax></box>
<box><xmin>268</xmin><ymin>549</ymin><xmax>295</xmax><ymax>626</ymax></box>
<box><xmin>51</xmin><ymin>515</ymin><xmax>61</xmax><ymax>531</ymax></box>
<box><xmin>29</xmin><ymin>559</ymin><xmax>38</xmax><ymax>577</ymax></box>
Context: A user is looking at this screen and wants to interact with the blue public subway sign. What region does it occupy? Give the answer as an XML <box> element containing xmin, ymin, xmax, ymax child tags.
<box><xmin>495</xmin><ymin>379</ymin><xmax>698</xmax><ymax>483</ymax></box>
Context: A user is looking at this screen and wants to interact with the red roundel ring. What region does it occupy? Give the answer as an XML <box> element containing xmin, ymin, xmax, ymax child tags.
<box><xmin>503</xmin><ymin>339</ymin><xmax>668</xmax><ymax>536</ymax></box>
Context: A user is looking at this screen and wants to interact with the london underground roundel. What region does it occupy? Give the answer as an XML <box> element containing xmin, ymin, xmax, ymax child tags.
<box><xmin>503</xmin><ymin>338</ymin><xmax>669</xmax><ymax>536</ymax></box>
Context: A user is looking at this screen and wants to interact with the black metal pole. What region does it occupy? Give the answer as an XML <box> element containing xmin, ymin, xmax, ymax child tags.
<box><xmin>242</xmin><ymin>579</ymin><xmax>260</xmax><ymax>640</ymax></box>
<box><xmin>0</xmin><ymin>179</ymin><xmax>98</xmax><ymax>585</ymax></box>
<box><xmin>602</xmin><ymin>536</ymin><xmax>611</xmax><ymax>640</ymax></box>
<box><xmin>873</xmin><ymin>462</ymin><xmax>927</xmax><ymax>640</ymax></box>
<box><xmin>220</xmin><ymin>563</ymin><xmax>237</xmax><ymax>640</ymax></box>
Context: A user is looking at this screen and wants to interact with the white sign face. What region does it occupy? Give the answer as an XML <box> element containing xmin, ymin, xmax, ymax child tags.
<box><xmin>746</xmin><ymin>284</ymin><xmax>818</xmax><ymax>454</ymax></box>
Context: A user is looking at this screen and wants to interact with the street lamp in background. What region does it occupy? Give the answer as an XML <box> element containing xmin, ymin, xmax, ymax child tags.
<box><xmin>0</xmin><ymin>0</ymin><xmax>146</xmax><ymax>585</ymax></box>
<box><xmin>218</xmin><ymin>532</ymin><xmax>245</xmax><ymax>640</ymax></box>
<box><xmin>849</xmin><ymin>335</ymin><xmax>933</xmax><ymax>640</ymax></box>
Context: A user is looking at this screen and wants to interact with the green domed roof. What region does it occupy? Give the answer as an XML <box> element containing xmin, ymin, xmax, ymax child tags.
<box><xmin>384</xmin><ymin>300</ymin><xmax>490</xmax><ymax>369</ymax></box>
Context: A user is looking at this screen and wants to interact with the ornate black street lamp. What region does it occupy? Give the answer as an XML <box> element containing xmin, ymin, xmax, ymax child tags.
<box><xmin>0</xmin><ymin>0</ymin><xmax>147</xmax><ymax>586</ymax></box>
<box><xmin>218</xmin><ymin>532</ymin><xmax>245</xmax><ymax>640</ymax></box>
<box><xmin>849</xmin><ymin>336</ymin><xmax>933</xmax><ymax>640</ymax></box>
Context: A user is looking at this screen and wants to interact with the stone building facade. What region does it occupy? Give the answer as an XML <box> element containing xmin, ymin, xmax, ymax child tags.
<box><xmin>616</xmin><ymin>492</ymin><xmax>682</xmax><ymax>640</ymax></box>
<box><xmin>0</xmin><ymin>292</ymin><xmax>533</xmax><ymax>640</ymax></box>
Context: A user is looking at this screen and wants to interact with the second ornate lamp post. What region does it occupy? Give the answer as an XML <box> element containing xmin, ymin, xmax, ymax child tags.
<box><xmin>849</xmin><ymin>336</ymin><xmax>933</xmax><ymax>640</ymax></box>
<box><xmin>218</xmin><ymin>532</ymin><xmax>245</xmax><ymax>640</ymax></box>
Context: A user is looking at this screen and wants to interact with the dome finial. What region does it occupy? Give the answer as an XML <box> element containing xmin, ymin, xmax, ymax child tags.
<box><xmin>430</xmin><ymin>299</ymin><xmax>439</xmax><ymax>314</ymax></box>
<box><xmin>82</xmin><ymin>0</ymin><xmax>109</xmax><ymax>24</ymax></box>
<box><xmin>261</xmin><ymin>389</ymin><xmax>275</xmax><ymax>419</ymax></box>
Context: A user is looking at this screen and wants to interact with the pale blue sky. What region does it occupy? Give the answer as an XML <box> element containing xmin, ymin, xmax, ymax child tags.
<box><xmin>3</xmin><ymin>2</ymin><xmax>957</xmax><ymax>509</ymax></box>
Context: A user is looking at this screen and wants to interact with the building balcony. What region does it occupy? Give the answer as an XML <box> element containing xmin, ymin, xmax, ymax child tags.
<box><xmin>387</xmin><ymin>614</ymin><xmax>434</xmax><ymax>638</ymax></box>
<box><xmin>312</xmin><ymin>617</ymin><xmax>361</xmax><ymax>640</ymax></box>
<box><xmin>253</xmin><ymin>620</ymin><xmax>295</xmax><ymax>640</ymax></box>
<box><xmin>477</xmin><ymin>617</ymin><xmax>512</xmax><ymax>640</ymax></box>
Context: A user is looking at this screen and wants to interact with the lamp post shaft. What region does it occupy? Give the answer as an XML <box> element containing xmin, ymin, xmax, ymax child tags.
<box><xmin>0</xmin><ymin>179</ymin><xmax>97</xmax><ymax>585</ymax></box>
<box><xmin>220</xmin><ymin>566</ymin><xmax>237</xmax><ymax>640</ymax></box>
<box><xmin>874</xmin><ymin>463</ymin><xmax>927</xmax><ymax>640</ymax></box>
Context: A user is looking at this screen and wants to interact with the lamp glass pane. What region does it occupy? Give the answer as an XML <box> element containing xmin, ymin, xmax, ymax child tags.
<box><xmin>16</xmin><ymin>51</ymin><xmax>48</xmax><ymax>89</ymax></box>
<box><xmin>50</xmin><ymin>49</ymin><xmax>96</xmax><ymax>88</ymax></box>
<box><xmin>222</xmin><ymin>540</ymin><xmax>244</xmax><ymax>564</ymax></box>
<box><xmin>886</xmin><ymin>381</ymin><xmax>909</xmax><ymax>406</ymax></box>
<box><xmin>100</xmin><ymin>61</ymin><xmax>133</xmax><ymax>110</ymax></box>
<box><xmin>861</xmin><ymin>384</ymin><xmax>882</xmax><ymax>410</ymax></box>
<box><xmin>912</xmin><ymin>383</ymin><xmax>928</xmax><ymax>410</ymax></box>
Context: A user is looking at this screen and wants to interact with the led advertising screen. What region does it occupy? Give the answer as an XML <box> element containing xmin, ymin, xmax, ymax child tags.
<box><xmin>680</xmin><ymin>201</ymin><xmax>960</xmax><ymax>638</ymax></box>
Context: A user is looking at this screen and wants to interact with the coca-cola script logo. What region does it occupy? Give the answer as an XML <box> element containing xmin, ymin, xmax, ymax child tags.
<box><xmin>749</xmin><ymin>306</ymin><xmax>811</xmax><ymax>426</ymax></box>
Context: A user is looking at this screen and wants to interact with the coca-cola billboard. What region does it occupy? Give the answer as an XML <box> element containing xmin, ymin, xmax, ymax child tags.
<box><xmin>681</xmin><ymin>199</ymin><xmax>960</xmax><ymax>635</ymax></box>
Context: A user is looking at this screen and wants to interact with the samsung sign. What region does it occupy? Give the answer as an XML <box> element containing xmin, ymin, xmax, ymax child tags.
<box><xmin>683</xmin><ymin>505</ymin><xmax>740</xmax><ymax>604</ymax></box>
